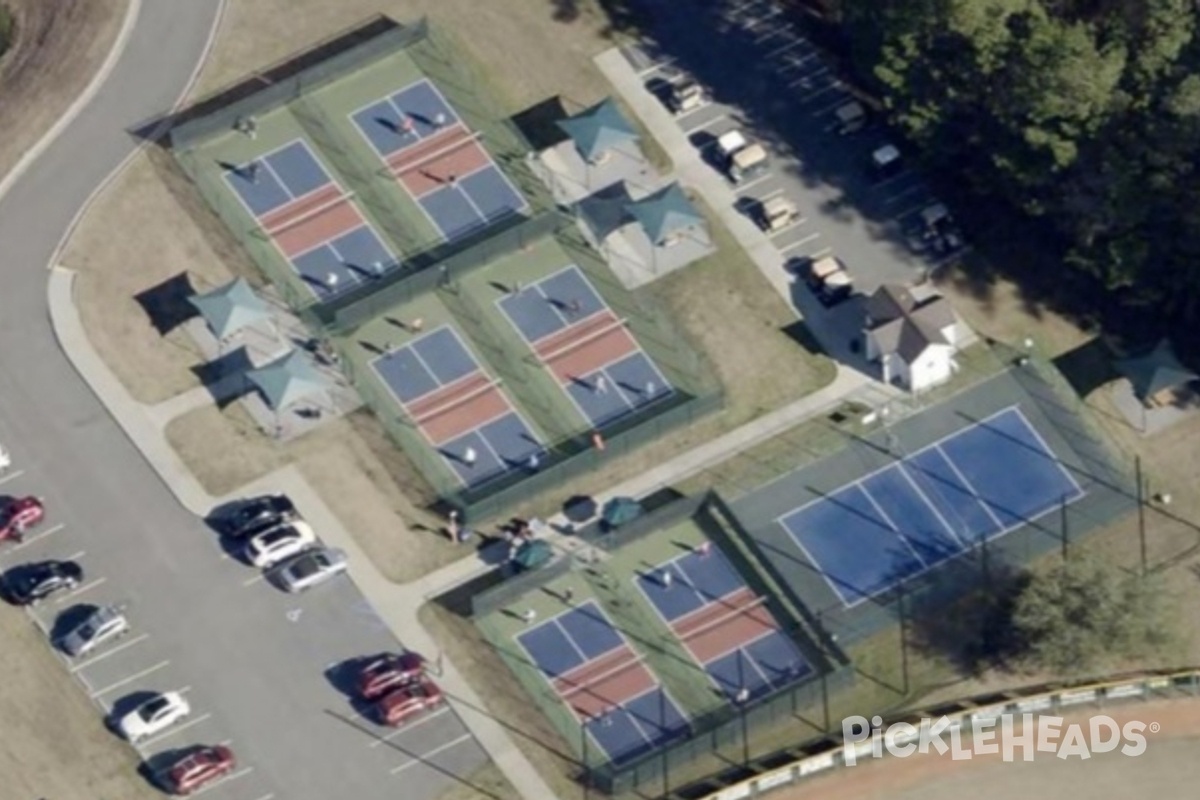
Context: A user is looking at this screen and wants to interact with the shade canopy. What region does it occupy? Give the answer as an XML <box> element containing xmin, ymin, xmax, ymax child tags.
<box><xmin>556</xmin><ymin>97</ymin><xmax>638</xmax><ymax>162</ymax></box>
<box><xmin>1116</xmin><ymin>339</ymin><xmax>1198</xmax><ymax>402</ymax></box>
<box><xmin>626</xmin><ymin>183</ymin><xmax>703</xmax><ymax>246</ymax></box>
<box><xmin>513</xmin><ymin>539</ymin><xmax>554</xmax><ymax>571</ymax></box>
<box><xmin>245</xmin><ymin>349</ymin><xmax>328</xmax><ymax>411</ymax></box>
<box><xmin>601</xmin><ymin>496</ymin><xmax>644</xmax><ymax>529</ymax></box>
<box><xmin>187</xmin><ymin>278</ymin><xmax>271</xmax><ymax>340</ymax></box>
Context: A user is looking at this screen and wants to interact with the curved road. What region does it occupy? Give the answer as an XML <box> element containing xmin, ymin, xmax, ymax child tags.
<box><xmin>0</xmin><ymin>2</ymin><xmax>487</xmax><ymax>798</ymax></box>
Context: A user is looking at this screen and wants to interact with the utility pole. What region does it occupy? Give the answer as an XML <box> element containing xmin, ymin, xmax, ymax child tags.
<box><xmin>1136</xmin><ymin>456</ymin><xmax>1148</xmax><ymax>575</ymax></box>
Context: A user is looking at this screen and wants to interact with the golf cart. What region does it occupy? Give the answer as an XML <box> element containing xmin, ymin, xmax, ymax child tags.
<box><xmin>716</xmin><ymin>130</ymin><xmax>769</xmax><ymax>184</ymax></box>
<box><xmin>919</xmin><ymin>203</ymin><xmax>964</xmax><ymax>255</ymax></box>
<box><xmin>806</xmin><ymin>255</ymin><xmax>854</xmax><ymax>306</ymax></box>
<box><xmin>834</xmin><ymin>101</ymin><xmax>867</xmax><ymax>135</ymax></box>
<box><xmin>670</xmin><ymin>79</ymin><xmax>705</xmax><ymax>114</ymax></box>
<box><xmin>870</xmin><ymin>144</ymin><xmax>902</xmax><ymax>179</ymax></box>
<box><xmin>759</xmin><ymin>196</ymin><xmax>801</xmax><ymax>232</ymax></box>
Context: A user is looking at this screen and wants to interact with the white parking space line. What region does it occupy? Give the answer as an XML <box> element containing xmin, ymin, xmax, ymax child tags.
<box><xmin>873</xmin><ymin>171</ymin><xmax>916</xmax><ymax>190</ymax></box>
<box><xmin>390</xmin><ymin>733</ymin><xmax>476</xmax><ymax>774</ymax></box>
<box><xmin>245</xmin><ymin>794</ymin><xmax>275</xmax><ymax>800</ymax></box>
<box><xmin>637</xmin><ymin>57</ymin><xmax>674</xmax><ymax>78</ymax></box>
<box><xmin>70</xmin><ymin>633</ymin><xmax>150</xmax><ymax>672</ymax></box>
<box><xmin>674</xmin><ymin>101</ymin><xmax>714</xmax><ymax>120</ymax></box>
<box><xmin>136</xmin><ymin>713</ymin><xmax>214</xmax><ymax>751</ymax></box>
<box><xmin>242</xmin><ymin>573</ymin><xmax>266</xmax><ymax>587</ymax></box>
<box><xmin>780</xmin><ymin>232</ymin><xmax>821</xmax><ymax>252</ymax></box>
<box><xmin>788</xmin><ymin>66</ymin><xmax>829</xmax><ymax>88</ymax></box>
<box><xmin>758</xmin><ymin>187</ymin><xmax>787</xmax><ymax>202</ymax></box>
<box><xmin>800</xmin><ymin>82</ymin><xmax>844</xmax><ymax>104</ymax></box>
<box><xmin>813</xmin><ymin>96</ymin><xmax>853</xmax><ymax>117</ymax></box>
<box><xmin>765</xmin><ymin>39</ymin><xmax>806</xmax><ymax>59</ymax></box>
<box><xmin>682</xmin><ymin>113</ymin><xmax>729</xmax><ymax>135</ymax></box>
<box><xmin>0</xmin><ymin>469</ymin><xmax>25</xmax><ymax>486</ymax></box>
<box><xmin>192</xmin><ymin>767</ymin><xmax>255</xmax><ymax>797</ymax></box>
<box><xmin>369</xmin><ymin>706</ymin><xmax>452</xmax><ymax>748</ymax></box>
<box><xmin>56</xmin><ymin>576</ymin><xmax>107</xmax><ymax>603</ymax></box>
<box><xmin>734</xmin><ymin>173</ymin><xmax>776</xmax><ymax>193</ymax></box>
<box><xmin>10</xmin><ymin>523</ymin><xmax>65</xmax><ymax>551</ymax></box>
<box><xmin>89</xmin><ymin>659</ymin><xmax>171</xmax><ymax>697</ymax></box>
<box><xmin>808</xmin><ymin>246</ymin><xmax>833</xmax><ymax>261</ymax></box>
<box><xmin>884</xmin><ymin>185</ymin><xmax>929</xmax><ymax>206</ymax></box>
<box><xmin>768</xmin><ymin>217</ymin><xmax>807</xmax><ymax>235</ymax></box>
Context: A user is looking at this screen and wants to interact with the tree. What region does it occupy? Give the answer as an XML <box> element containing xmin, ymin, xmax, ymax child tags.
<box><xmin>1011</xmin><ymin>556</ymin><xmax>1179</xmax><ymax>675</ymax></box>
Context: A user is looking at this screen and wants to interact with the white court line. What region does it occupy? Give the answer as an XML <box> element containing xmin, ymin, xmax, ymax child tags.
<box><xmin>779</xmin><ymin>232</ymin><xmax>821</xmax><ymax>252</ymax></box>
<box><xmin>369</xmin><ymin>706</ymin><xmax>452</xmax><ymax>747</ymax></box>
<box><xmin>0</xmin><ymin>469</ymin><xmax>25</xmax><ymax>485</ymax></box>
<box><xmin>9</xmin><ymin>523</ymin><xmax>65</xmax><ymax>551</ymax></box>
<box><xmin>136</xmin><ymin>713</ymin><xmax>213</xmax><ymax>751</ymax></box>
<box><xmin>89</xmin><ymin>660</ymin><xmax>171</xmax><ymax>697</ymax></box>
<box><xmin>57</xmin><ymin>576</ymin><xmax>105</xmax><ymax>601</ymax></box>
<box><xmin>390</xmin><ymin>734</ymin><xmax>476</xmax><ymax>774</ymax></box>
<box><xmin>71</xmin><ymin>633</ymin><xmax>150</xmax><ymax>672</ymax></box>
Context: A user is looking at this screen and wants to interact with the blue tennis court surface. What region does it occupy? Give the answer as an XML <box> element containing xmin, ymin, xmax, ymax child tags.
<box><xmin>370</xmin><ymin>326</ymin><xmax>543</xmax><ymax>487</ymax></box>
<box><xmin>292</xmin><ymin>225</ymin><xmax>397</xmax><ymax>297</ymax></box>
<box><xmin>223</xmin><ymin>140</ymin><xmax>332</xmax><ymax>217</ymax></box>
<box><xmin>351</xmin><ymin>80</ymin><xmax>461</xmax><ymax>158</ymax></box>
<box><xmin>516</xmin><ymin>602</ymin><xmax>689</xmax><ymax>763</ymax></box>
<box><xmin>497</xmin><ymin>265</ymin><xmax>606</xmax><ymax>345</ymax></box>
<box><xmin>780</xmin><ymin>407</ymin><xmax>1084</xmax><ymax>606</ymax></box>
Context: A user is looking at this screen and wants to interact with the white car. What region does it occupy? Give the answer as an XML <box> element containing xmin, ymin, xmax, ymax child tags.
<box><xmin>118</xmin><ymin>691</ymin><xmax>190</xmax><ymax>742</ymax></box>
<box><xmin>274</xmin><ymin>547</ymin><xmax>348</xmax><ymax>593</ymax></box>
<box><xmin>244</xmin><ymin>521</ymin><xmax>317</xmax><ymax>569</ymax></box>
<box><xmin>59</xmin><ymin>605</ymin><xmax>129</xmax><ymax>658</ymax></box>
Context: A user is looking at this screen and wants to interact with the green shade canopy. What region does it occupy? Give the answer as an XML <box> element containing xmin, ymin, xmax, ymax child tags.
<box><xmin>512</xmin><ymin>539</ymin><xmax>554</xmax><ymax>571</ymax></box>
<box><xmin>556</xmin><ymin>97</ymin><xmax>638</xmax><ymax>162</ymax></box>
<box><xmin>1116</xmin><ymin>339</ymin><xmax>1198</xmax><ymax>402</ymax></box>
<box><xmin>601</xmin><ymin>496</ymin><xmax>644</xmax><ymax>528</ymax></box>
<box><xmin>626</xmin><ymin>183</ymin><xmax>703</xmax><ymax>246</ymax></box>
<box><xmin>245</xmin><ymin>349</ymin><xmax>328</xmax><ymax>411</ymax></box>
<box><xmin>187</xmin><ymin>278</ymin><xmax>272</xmax><ymax>340</ymax></box>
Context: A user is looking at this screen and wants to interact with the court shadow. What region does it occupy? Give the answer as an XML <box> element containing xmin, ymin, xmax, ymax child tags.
<box><xmin>134</xmin><ymin>273</ymin><xmax>199</xmax><ymax>335</ymax></box>
<box><xmin>373</xmin><ymin>115</ymin><xmax>399</xmax><ymax>133</ymax></box>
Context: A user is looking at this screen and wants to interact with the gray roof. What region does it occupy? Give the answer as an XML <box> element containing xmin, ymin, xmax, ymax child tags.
<box><xmin>1116</xmin><ymin>339</ymin><xmax>1197</xmax><ymax>401</ymax></box>
<box><xmin>187</xmin><ymin>278</ymin><xmax>271</xmax><ymax>340</ymax></box>
<box><xmin>625</xmin><ymin>183</ymin><xmax>703</xmax><ymax>246</ymax></box>
<box><xmin>556</xmin><ymin>98</ymin><xmax>638</xmax><ymax>162</ymax></box>
<box><xmin>865</xmin><ymin>284</ymin><xmax>956</xmax><ymax>363</ymax></box>
<box><xmin>245</xmin><ymin>349</ymin><xmax>328</xmax><ymax>411</ymax></box>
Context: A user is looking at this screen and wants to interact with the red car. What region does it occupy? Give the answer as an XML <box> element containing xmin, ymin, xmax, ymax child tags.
<box><xmin>166</xmin><ymin>745</ymin><xmax>236</xmax><ymax>795</ymax></box>
<box><xmin>375</xmin><ymin>676</ymin><xmax>444</xmax><ymax>727</ymax></box>
<box><xmin>358</xmin><ymin>652</ymin><xmax>425</xmax><ymax>700</ymax></box>
<box><xmin>0</xmin><ymin>496</ymin><xmax>44</xmax><ymax>542</ymax></box>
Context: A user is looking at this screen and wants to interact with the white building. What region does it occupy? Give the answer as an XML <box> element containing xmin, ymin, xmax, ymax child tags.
<box><xmin>863</xmin><ymin>284</ymin><xmax>962</xmax><ymax>392</ymax></box>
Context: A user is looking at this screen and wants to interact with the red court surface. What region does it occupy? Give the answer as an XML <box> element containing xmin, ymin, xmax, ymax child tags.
<box><xmin>534</xmin><ymin>311</ymin><xmax>639</xmax><ymax>384</ymax></box>
<box><xmin>672</xmin><ymin>588</ymin><xmax>780</xmax><ymax>664</ymax></box>
<box><xmin>416</xmin><ymin>385</ymin><xmax>509</xmax><ymax>444</ymax></box>
<box><xmin>397</xmin><ymin>142</ymin><xmax>491</xmax><ymax>197</ymax></box>
<box><xmin>271</xmin><ymin>198</ymin><xmax>365</xmax><ymax>258</ymax></box>
<box><xmin>260</xmin><ymin>183</ymin><xmax>342</xmax><ymax>231</ymax></box>
<box><xmin>552</xmin><ymin>646</ymin><xmax>657</xmax><ymax>719</ymax></box>
<box><xmin>386</xmin><ymin>125</ymin><xmax>473</xmax><ymax>174</ymax></box>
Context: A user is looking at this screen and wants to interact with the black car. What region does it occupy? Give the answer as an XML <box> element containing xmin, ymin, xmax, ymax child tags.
<box><xmin>2</xmin><ymin>560</ymin><xmax>84</xmax><ymax>605</ymax></box>
<box><xmin>225</xmin><ymin>494</ymin><xmax>297</xmax><ymax>539</ymax></box>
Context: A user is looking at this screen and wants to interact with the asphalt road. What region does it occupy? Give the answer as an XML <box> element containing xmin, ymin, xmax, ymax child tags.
<box><xmin>0</xmin><ymin>1</ymin><xmax>486</xmax><ymax>798</ymax></box>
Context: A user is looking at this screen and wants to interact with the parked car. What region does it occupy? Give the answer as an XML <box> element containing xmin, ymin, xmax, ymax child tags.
<box><xmin>358</xmin><ymin>652</ymin><xmax>426</xmax><ymax>701</ymax></box>
<box><xmin>834</xmin><ymin>100</ymin><xmax>868</xmax><ymax>134</ymax></box>
<box><xmin>164</xmin><ymin>745</ymin><xmax>236</xmax><ymax>795</ymax></box>
<box><xmin>669</xmin><ymin>79</ymin><xmax>705</xmax><ymax>114</ymax></box>
<box><xmin>1</xmin><ymin>559</ymin><xmax>83</xmax><ymax>605</ymax></box>
<box><xmin>59</xmin><ymin>605</ymin><xmax>129</xmax><ymax>658</ymax></box>
<box><xmin>918</xmin><ymin>203</ymin><xmax>965</xmax><ymax>255</ymax></box>
<box><xmin>716</xmin><ymin>130</ymin><xmax>769</xmax><ymax>184</ymax></box>
<box><xmin>118</xmin><ymin>691</ymin><xmax>190</xmax><ymax>743</ymax></box>
<box><xmin>0</xmin><ymin>496</ymin><xmax>45</xmax><ymax>542</ymax></box>
<box><xmin>870</xmin><ymin>144</ymin><xmax>903</xmax><ymax>179</ymax></box>
<box><xmin>375</xmin><ymin>676</ymin><xmax>445</xmax><ymax>726</ymax></box>
<box><xmin>224</xmin><ymin>494</ymin><xmax>297</xmax><ymax>539</ymax></box>
<box><xmin>806</xmin><ymin>255</ymin><xmax>854</xmax><ymax>306</ymax></box>
<box><xmin>273</xmin><ymin>547</ymin><xmax>348</xmax><ymax>593</ymax></box>
<box><xmin>759</xmin><ymin>196</ymin><xmax>801</xmax><ymax>232</ymax></box>
<box><xmin>244</xmin><ymin>521</ymin><xmax>317</xmax><ymax>569</ymax></box>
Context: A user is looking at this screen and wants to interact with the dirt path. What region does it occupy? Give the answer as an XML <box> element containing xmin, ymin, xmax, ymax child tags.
<box><xmin>778</xmin><ymin>698</ymin><xmax>1200</xmax><ymax>800</ymax></box>
<box><xmin>0</xmin><ymin>0</ymin><xmax>126</xmax><ymax>181</ymax></box>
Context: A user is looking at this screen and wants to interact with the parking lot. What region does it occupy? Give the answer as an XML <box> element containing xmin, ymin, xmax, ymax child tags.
<box><xmin>0</xmin><ymin>455</ymin><xmax>485</xmax><ymax>800</ymax></box>
<box><xmin>625</xmin><ymin>0</ymin><xmax>968</xmax><ymax>319</ymax></box>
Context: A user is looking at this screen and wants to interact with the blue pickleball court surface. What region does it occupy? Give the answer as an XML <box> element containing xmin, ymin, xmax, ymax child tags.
<box><xmin>370</xmin><ymin>327</ymin><xmax>480</xmax><ymax>406</ymax></box>
<box><xmin>223</xmin><ymin>140</ymin><xmax>333</xmax><ymax>218</ymax></box>
<box><xmin>584</xmin><ymin>687</ymin><xmax>690</xmax><ymax>765</ymax></box>
<box><xmin>291</xmin><ymin>225</ymin><xmax>397</xmax><ymax>299</ymax></box>
<box><xmin>350</xmin><ymin>79</ymin><xmax>461</xmax><ymax>158</ymax></box>
<box><xmin>780</xmin><ymin>407</ymin><xmax>1084</xmax><ymax>606</ymax></box>
<box><xmin>496</xmin><ymin>265</ymin><xmax>607</xmax><ymax>345</ymax></box>
<box><xmin>636</xmin><ymin>548</ymin><xmax>748</xmax><ymax>624</ymax></box>
<box><xmin>565</xmin><ymin>352</ymin><xmax>673</xmax><ymax>428</ymax></box>
<box><xmin>416</xmin><ymin>166</ymin><xmax>528</xmax><ymax>242</ymax></box>
<box><xmin>515</xmin><ymin>601</ymin><xmax>626</xmax><ymax>678</ymax></box>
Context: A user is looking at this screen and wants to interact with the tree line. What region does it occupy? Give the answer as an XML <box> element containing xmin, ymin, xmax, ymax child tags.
<box><xmin>835</xmin><ymin>0</ymin><xmax>1200</xmax><ymax>337</ymax></box>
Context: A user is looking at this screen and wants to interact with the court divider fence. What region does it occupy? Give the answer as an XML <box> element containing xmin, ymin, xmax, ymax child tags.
<box><xmin>676</xmin><ymin>668</ymin><xmax>1200</xmax><ymax>800</ymax></box>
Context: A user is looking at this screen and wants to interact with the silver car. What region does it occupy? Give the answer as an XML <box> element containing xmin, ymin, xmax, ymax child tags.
<box><xmin>273</xmin><ymin>547</ymin><xmax>347</xmax><ymax>593</ymax></box>
<box><xmin>59</xmin><ymin>605</ymin><xmax>129</xmax><ymax>657</ymax></box>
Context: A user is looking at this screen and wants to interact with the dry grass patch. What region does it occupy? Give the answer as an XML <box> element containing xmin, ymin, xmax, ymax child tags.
<box><xmin>0</xmin><ymin>607</ymin><xmax>160</xmax><ymax>800</ymax></box>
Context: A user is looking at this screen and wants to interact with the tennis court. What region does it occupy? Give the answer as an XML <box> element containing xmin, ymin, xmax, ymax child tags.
<box><xmin>350</xmin><ymin>78</ymin><xmax>527</xmax><ymax>242</ymax></box>
<box><xmin>780</xmin><ymin>406</ymin><xmax>1085</xmax><ymax>606</ymax></box>
<box><xmin>516</xmin><ymin>601</ymin><xmax>689</xmax><ymax>764</ymax></box>
<box><xmin>370</xmin><ymin>325</ymin><xmax>543</xmax><ymax>487</ymax></box>
<box><xmin>223</xmin><ymin>139</ymin><xmax>396</xmax><ymax>299</ymax></box>
<box><xmin>496</xmin><ymin>265</ymin><xmax>673</xmax><ymax>428</ymax></box>
<box><xmin>637</xmin><ymin>548</ymin><xmax>811</xmax><ymax>702</ymax></box>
